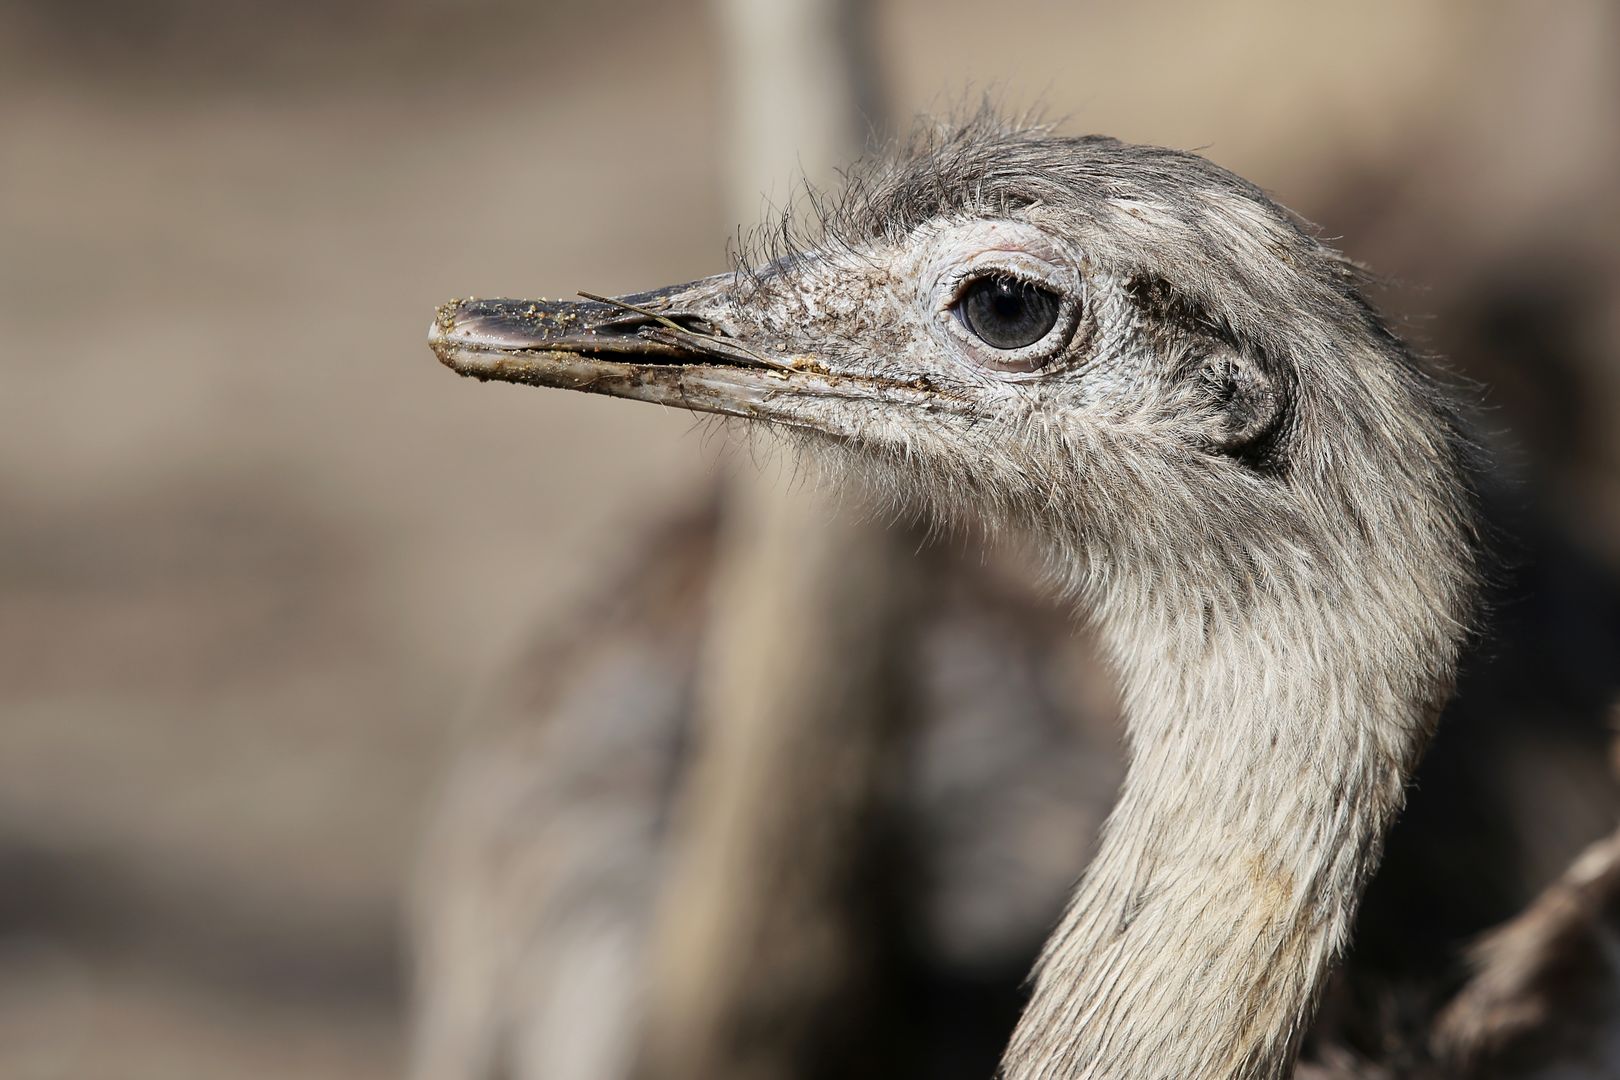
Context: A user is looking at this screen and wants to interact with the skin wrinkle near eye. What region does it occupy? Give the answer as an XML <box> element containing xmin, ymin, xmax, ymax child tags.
<box><xmin>911</xmin><ymin>220</ymin><xmax>1088</xmax><ymax>378</ymax></box>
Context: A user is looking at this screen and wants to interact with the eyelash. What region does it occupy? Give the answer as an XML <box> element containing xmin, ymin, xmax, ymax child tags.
<box><xmin>944</xmin><ymin>267</ymin><xmax>1052</xmax><ymax>308</ymax></box>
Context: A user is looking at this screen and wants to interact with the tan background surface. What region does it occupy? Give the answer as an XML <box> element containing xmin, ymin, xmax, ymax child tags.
<box><xmin>2</xmin><ymin>2</ymin><xmax>1616</xmax><ymax>1076</ymax></box>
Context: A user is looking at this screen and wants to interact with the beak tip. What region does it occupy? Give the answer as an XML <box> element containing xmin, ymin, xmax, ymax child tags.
<box><xmin>427</xmin><ymin>304</ymin><xmax>459</xmax><ymax>371</ymax></box>
<box><xmin>427</xmin><ymin>299</ymin><xmax>493</xmax><ymax>379</ymax></box>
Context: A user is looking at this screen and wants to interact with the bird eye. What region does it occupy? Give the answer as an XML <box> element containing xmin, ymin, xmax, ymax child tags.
<box><xmin>958</xmin><ymin>274</ymin><xmax>1063</xmax><ymax>351</ymax></box>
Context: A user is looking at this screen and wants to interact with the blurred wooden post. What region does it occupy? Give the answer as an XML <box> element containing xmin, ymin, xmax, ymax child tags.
<box><xmin>633</xmin><ymin>2</ymin><xmax>916</xmax><ymax>1078</ymax></box>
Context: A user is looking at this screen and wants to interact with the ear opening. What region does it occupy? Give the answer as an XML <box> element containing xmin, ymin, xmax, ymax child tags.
<box><xmin>1201</xmin><ymin>348</ymin><xmax>1290</xmax><ymax>470</ymax></box>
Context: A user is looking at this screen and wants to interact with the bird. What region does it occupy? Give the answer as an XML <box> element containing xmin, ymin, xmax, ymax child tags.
<box><xmin>429</xmin><ymin>113</ymin><xmax>1484</xmax><ymax>1079</ymax></box>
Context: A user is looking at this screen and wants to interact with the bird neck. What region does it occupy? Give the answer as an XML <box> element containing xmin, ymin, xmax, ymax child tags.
<box><xmin>1000</xmin><ymin>606</ymin><xmax>1441</xmax><ymax>1080</ymax></box>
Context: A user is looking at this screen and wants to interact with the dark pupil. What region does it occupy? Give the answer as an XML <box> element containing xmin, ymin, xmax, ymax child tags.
<box><xmin>961</xmin><ymin>276</ymin><xmax>1062</xmax><ymax>350</ymax></box>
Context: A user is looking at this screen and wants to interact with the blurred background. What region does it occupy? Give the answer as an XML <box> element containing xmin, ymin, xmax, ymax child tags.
<box><xmin>2</xmin><ymin>2</ymin><xmax>1618</xmax><ymax>1077</ymax></box>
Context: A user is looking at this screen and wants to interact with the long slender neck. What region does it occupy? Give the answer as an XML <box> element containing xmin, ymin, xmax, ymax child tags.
<box><xmin>1000</xmin><ymin>599</ymin><xmax>1445</xmax><ymax>1080</ymax></box>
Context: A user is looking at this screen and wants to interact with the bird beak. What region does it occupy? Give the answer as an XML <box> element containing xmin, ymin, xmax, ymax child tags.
<box><xmin>429</xmin><ymin>275</ymin><xmax>955</xmax><ymax>432</ymax></box>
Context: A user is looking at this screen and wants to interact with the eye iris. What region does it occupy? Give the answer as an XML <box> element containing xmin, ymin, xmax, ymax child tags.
<box><xmin>961</xmin><ymin>275</ymin><xmax>1062</xmax><ymax>350</ymax></box>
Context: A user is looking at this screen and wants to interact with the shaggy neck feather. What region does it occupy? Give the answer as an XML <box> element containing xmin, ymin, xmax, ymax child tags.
<box><xmin>1000</xmin><ymin>589</ymin><xmax>1439</xmax><ymax>1080</ymax></box>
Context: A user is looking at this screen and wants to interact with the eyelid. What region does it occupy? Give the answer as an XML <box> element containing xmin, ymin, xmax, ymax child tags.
<box><xmin>943</xmin><ymin>268</ymin><xmax>1059</xmax><ymax>311</ymax></box>
<box><xmin>937</xmin><ymin>250</ymin><xmax>1072</xmax><ymax>312</ymax></box>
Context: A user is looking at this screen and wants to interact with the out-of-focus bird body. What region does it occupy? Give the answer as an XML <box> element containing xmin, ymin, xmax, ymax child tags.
<box><xmin>411</xmin><ymin>510</ymin><xmax>1123</xmax><ymax>1080</ymax></box>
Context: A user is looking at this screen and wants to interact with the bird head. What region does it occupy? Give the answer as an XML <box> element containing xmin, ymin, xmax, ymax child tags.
<box><xmin>432</xmin><ymin>118</ymin><xmax>1476</xmax><ymax>640</ymax></box>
